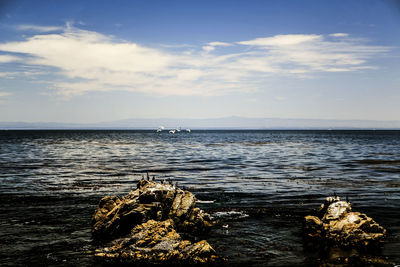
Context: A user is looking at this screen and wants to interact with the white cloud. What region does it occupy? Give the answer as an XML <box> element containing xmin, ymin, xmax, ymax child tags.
<box><xmin>330</xmin><ymin>33</ymin><xmax>349</xmax><ymax>37</ymax></box>
<box><xmin>237</xmin><ymin>34</ymin><xmax>321</xmax><ymax>46</ymax></box>
<box><xmin>0</xmin><ymin>27</ymin><xmax>390</xmax><ymax>97</ymax></box>
<box><xmin>208</xmin><ymin>41</ymin><xmax>232</xmax><ymax>47</ymax></box>
<box><xmin>16</xmin><ymin>24</ymin><xmax>63</xmax><ymax>32</ymax></box>
<box><xmin>0</xmin><ymin>55</ymin><xmax>21</xmax><ymax>63</ymax></box>
<box><xmin>202</xmin><ymin>41</ymin><xmax>232</xmax><ymax>53</ymax></box>
<box><xmin>236</xmin><ymin>34</ymin><xmax>388</xmax><ymax>73</ymax></box>
<box><xmin>0</xmin><ymin>72</ymin><xmax>17</xmax><ymax>78</ymax></box>
<box><xmin>202</xmin><ymin>45</ymin><xmax>215</xmax><ymax>52</ymax></box>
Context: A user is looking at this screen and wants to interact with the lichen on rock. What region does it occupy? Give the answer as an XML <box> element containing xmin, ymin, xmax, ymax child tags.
<box><xmin>304</xmin><ymin>196</ymin><xmax>386</xmax><ymax>248</ymax></box>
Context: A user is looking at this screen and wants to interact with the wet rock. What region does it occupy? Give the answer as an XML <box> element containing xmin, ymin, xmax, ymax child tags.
<box><xmin>304</xmin><ymin>196</ymin><xmax>386</xmax><ymax>248</ymax></box>
<box><xmin>94</xmin><ymin>219</ymin><xmax>219</xmax><ymax>264</ymax></box>
<box><xmin>92</xmin><ymin>179</ymin><xmax>219</xmax><ymax>264</ymax></box>
<box><xmin>92</xmin><ymin>179</ymin><xmax>214</xmax><ymax>239</ymax></box>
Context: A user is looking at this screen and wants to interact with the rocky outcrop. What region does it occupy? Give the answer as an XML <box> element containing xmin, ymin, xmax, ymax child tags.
<box><xmin>91</xmin><ymin>178</ymin><xmax>219</xmax><ymax>264</ymax></box>
<box><xmin>304</xmin><ymin>196</ymin><xmax>386</xmax><ymax>248</ymax></box>
<box><xmin>92</xmin><ymin>179</ymin><xmax>214</xmax><ymax>239</ymax></box>
<box><xmin>94</xmin><ymin>219</ymin><xmax>218</xmax><ymax>264</ymax></box>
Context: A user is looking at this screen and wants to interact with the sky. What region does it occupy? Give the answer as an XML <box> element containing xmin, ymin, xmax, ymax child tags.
<box><xmin>0</xmin><ymin>0</ymin><xmax>399</xmax><ymax>123</ymax></box>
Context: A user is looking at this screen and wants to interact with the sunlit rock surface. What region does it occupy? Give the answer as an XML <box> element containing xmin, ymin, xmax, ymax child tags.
<box><xmin>94</xmin><ymin>219</ymin><xmax>218</xmax><ymax>264</ymax></box>
<box><xmin>91</xmin><ymin>178</ymin><xmax>219</xmax><ymax>264</ymax></box>
<box><xmin>304</xmin><ymin>196</ymin><xmax>386</xmax><ymax>248</ymax></box>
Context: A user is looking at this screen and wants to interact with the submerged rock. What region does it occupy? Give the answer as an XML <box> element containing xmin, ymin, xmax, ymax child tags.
<box><xmin>304</xmin><ymin>196</ymin><xmax>386</xmax><ymax>248</ymax></box>
<box><xmin>91</xmin><ymin>178</ymin><xmax>219</xmax><ymax>264</ymax></box>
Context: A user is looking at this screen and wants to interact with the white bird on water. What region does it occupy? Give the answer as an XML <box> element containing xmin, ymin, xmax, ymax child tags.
<box><xmin>156</xmin><ymin>126</ymin><xmax>165</xmax><ymax>132</ymax></box>
<box><xmin>185</xmin><ymin>129</ymin><xmax>191</xmax><ymax>133</ymax></box>
<box><xmin>169</xmin><ymin>129</ymin><xmax>176</xmax><ymax>134</ymax></box>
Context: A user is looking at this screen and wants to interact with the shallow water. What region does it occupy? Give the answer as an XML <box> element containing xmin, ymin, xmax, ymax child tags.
<box><xmin>0</xmin><ymin>130</ymin><xmax>399</xmax><ymax>266</ymax></box>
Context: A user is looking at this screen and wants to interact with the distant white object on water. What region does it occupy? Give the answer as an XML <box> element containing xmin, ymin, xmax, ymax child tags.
<box><xmin>169</xmin><ymin>130</ymin><xmax>176</xmax><ymax>134</ymax></box>
<box><xmin>176</xmin><ymin>127</ymin><xmax>181</xmax><ymax>132</ymax></box>
<box><xmin>186</xmin><ymin>129</ymin><xmax>191</xmax><ymax>133</ymax></box>
<box><xmin>156</xmin><ymin>126</ymin><xmax>164</xmax><ymax>132</ymax></box>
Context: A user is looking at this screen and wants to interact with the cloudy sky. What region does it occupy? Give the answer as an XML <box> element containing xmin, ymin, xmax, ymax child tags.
<box><xmin>0</xmin><ymin>0</ymin><xmax>399</xmax><ymax>123</ymax></box>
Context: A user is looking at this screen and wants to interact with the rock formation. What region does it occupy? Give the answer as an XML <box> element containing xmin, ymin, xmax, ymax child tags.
<box><xmin>94</xmin><ymin>219</ymin><xmax>218</xmax><ymax>264</ymax></box>
<box><xmin>91</xmin><ymin>178</ymin><xmax>219</xmax><ymax>264</ymax></box>
<box><xmin>304</xmin><ymin>196</ymin><xmax>386</xmax><ymax>248</ymax></box>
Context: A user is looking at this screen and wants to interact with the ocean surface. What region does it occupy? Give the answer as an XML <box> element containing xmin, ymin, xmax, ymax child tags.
<box><xmin>0</xmin><ymin>130</ymin><xmax>399</xmax><ymax>266</ymax></box>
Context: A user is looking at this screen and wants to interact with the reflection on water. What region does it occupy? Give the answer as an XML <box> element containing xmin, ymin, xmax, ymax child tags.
<box><xmin>0</xmin><ymin>130</ymin><xmax>399</xmax><ymax>266</ymax></box>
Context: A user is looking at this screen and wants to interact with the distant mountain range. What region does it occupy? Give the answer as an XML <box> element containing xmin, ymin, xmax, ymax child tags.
<box><xmin>1</xmin><ymin>116</ymin><xmax>400</xmax><ymax>130</ymax></box>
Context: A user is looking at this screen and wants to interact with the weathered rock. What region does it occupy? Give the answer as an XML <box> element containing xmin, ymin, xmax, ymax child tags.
<box><xmin>94</xmin><ymin>219</ymin><xmax>219</xmax><ymax>264</ymax></box>
<box><xmin>304</xmin><ymin>196</ymin><xmax>386</xmax><ymax>248</ymax></box>
<box><xmin>91</xmin><ymin>179</ymin><xmax>219</xmax><ymax>264</ymax></box>
<box><xmin>92</xmin><ymin>179</ymin><xmax>214</xmax><ymax>239</ymax></box>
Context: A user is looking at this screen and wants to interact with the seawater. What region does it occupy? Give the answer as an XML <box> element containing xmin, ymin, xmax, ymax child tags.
<box><xmin>0</xmin><ymin>130</ymin><xmax>399</xmax><ymax>266</ymax></box>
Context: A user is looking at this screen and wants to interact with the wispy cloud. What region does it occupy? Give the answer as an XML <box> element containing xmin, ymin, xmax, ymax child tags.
<box><xmin>202</xmin><ymin>42</ymin><xmax>232</xmax><ymax>53</ymax></box>
<box><xmin>208</xmin><ymin>41</ymin><xmax>232</xmax><ymax>47</ymax></box>
<box><xmin>202</xmin><ymin>41</ymin><xmax>232</xmax><ymax>52</ymax></box>
<box><xmin>237</xmin><ymin>34</ymin><xmax>321</xmax><ymax>46</ymax></box>
<box><xmin>0</xmin><ymin>91</ymin><xmax>11</xmax><ymax>97</ymax></box>
<box><xmin>202</xmin><ymin>45</ymin><xmax>215</xmax><ymax>52</ymax></box>
<box><xmin>0</xmin><ymin>25</ymin><xmax>390</xmax><ymax>97</ymax></box>
<box><xmin>0</xmin><ymin>91</ymin><xmax>10</xmax><ymax>104</ymax></box>
<box><xmin>329</xmin><ymin>33</ymin><xmax>349</xmax><ymax>37</ymax></box>
<box><xmin>16</xmin><ymin>24</ymin><xmax>63</xmax><ymax>32</ymax></box>
<box><xmin>0</xmin><ymin>55</ymin><xmax>21</xmax><ymax>63</ymax></box>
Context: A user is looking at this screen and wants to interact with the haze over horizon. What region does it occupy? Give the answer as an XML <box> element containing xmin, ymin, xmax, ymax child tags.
<box><xmin>0</xmin><ymin>0</ymin><xmax>399</xmax><ymax>124</ymax></box>
<box><xmin>1</xmin><ymin>116</ymin><xmax>400</xmax><ymax>130</ymax></box>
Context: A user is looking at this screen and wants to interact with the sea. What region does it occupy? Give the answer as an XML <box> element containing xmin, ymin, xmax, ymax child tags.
<box><xmin>0</xmin><ymin>130</ymin><xmax>399</xmax><ymax>266</ymax></box>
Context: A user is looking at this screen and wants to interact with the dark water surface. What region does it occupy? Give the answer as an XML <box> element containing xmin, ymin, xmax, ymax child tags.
<box><xmin>0</xmin><ymin>130</ymin><xmax>399</xmax><ymax>266</ymax></box>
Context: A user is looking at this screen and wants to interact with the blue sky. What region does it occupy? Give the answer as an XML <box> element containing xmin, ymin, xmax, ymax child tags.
<box><xmin>0</xmin><ymin>0</ymin><xmax>399</xmax><ymax>123</ymax></box>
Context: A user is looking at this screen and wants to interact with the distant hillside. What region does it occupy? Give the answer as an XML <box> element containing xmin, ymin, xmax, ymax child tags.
<box><xmin>1</xmin><ymin>117</ymin><xmax>400</xmax><ymax>129</ymax></box>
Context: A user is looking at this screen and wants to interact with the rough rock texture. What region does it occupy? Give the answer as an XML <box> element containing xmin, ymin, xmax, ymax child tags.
<box><xmin>94</xmin><ymin>219</ymin><xmax>219</xmax><ymax>264</ymax></box>
<box><xmin>304</xmin><ymin>196</ymin><xmax>386</xmax><ymax>248</ymax></box>
<box><xmin>92</xmin><ymin>179</ymin><xmax>214</xmax><ymax>239</ymax></box>
<box><xmin>92</xmin><ymin>179</ymin><xmax>219</xmax><ymax>264</ymax></box>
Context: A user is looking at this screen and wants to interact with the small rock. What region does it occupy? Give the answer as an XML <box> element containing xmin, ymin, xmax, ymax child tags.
<box><xmin>304</xmin><ymin>196</ymin><xmax>386</xmax><ymax>248</ymax></box>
